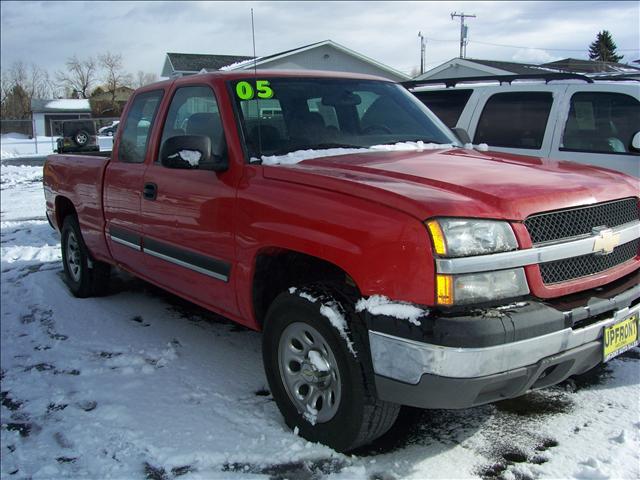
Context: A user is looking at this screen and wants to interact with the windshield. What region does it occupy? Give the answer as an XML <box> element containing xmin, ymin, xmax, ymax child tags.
<box><xmin>229</xmin><ymin>77</ymin><xmax>459</xmax><ymax>158</ymax></box>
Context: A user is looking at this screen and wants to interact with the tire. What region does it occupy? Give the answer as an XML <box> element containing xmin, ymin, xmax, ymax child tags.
<box><xmin>61</xmin><ymin>215</ymin><xmax>110</xmax><ymax>298</ymax></box>
<box><xmin>73</xmin><ymin>130</ymin><xmax>90</xmax><ymax>146</ymax></box>
<box><xmin>262</xmin><ymin>284</ymin><xmax>399</xmax><ymax>452</ymax></box>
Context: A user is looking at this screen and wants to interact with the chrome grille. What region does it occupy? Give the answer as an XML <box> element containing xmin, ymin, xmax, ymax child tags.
<box><xmin>525</xmin><ymin>198</ymin><xmax>639</xmax><ymax>245</ymax></box>
<box><xmin>539</xmin><ymin>239</ymin><xmax>639</xmax><ymax>284</ymax></box>
<box><xmin>525</xmin><ymin>198</ymin><xmax>639</xmax><ymax>285</ymax></box>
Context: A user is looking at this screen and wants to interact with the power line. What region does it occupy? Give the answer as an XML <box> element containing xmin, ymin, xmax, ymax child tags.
<box><xmin>422</xmin><ymin>36</ymin><xmax>639</xmax><ymax>52</ymax></box>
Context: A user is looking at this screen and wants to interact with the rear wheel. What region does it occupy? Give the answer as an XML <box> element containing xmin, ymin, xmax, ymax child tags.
<box><xmin>263</xmin><ymin>285</ymin><xmax>399</xmax><ymax>452</ymax></box>
<box><xmin>61</xmin><ymin>215</ymin><xmax>110</xmax><ymax>297</ymax></box>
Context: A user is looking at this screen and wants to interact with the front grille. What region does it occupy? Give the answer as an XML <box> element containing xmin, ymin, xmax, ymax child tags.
<box><xmin>539</xmin><ymin>239</ymin><xmax>639</xmax><ymax>284</ymax></box>
<box><xmin>525</xmin><ymin>198</ymin><xmax>639</xmax><ymax>245</ymax></box>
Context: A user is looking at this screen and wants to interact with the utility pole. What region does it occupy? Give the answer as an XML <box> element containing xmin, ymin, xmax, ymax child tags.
<box><xmin>418</xmin><ymin>31</ymin><xmax>426</xmax><ymax>75</ymax></box>
<box><xmin>451</xmin><ymin>12</ymin><xmax>476</xmax><ymax>58</ymax></box>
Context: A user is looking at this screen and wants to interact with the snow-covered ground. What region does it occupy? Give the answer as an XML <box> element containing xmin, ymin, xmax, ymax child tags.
<box><xmin>1</xmin><ymin>163</ymin><xmax>638</xmax><ymax>479</ymax></box>
<box><xmin>1</xmin><ymin>134</ymin><xmax>113</xmax><ymax>160</ymax></box>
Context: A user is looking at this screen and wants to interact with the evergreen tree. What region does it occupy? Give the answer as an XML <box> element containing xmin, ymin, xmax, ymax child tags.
<box><xmin>588</xmin><ymin>30</ymin><xmax>623</xmax><ymax>63</ymax></box>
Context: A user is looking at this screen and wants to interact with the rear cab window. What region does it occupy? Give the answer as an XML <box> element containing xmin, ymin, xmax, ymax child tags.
<box><xmin>413</xmin><ymin>89</ymin><xmax>473</xmax><ymax>128</ymax></box>
<box><xmin>118</xmin><ymin>90</ymin><xmax>164</xmax><ymax>163</ymax></box>
<box><xmin>561</xmin><ymin>92</ymin><xmax>640</xmax><ymax>155</ymax></box>
<box><xmin>474</xmin><ymin>92</ymin><xmax>553</xmax><ymax>149</ymax></box>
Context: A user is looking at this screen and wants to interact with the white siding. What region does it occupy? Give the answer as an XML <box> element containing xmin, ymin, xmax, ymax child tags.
<box><xmin>260</xmin><ymin>46</ymin><xmax>406</xmax><ymax>81</ymax></box>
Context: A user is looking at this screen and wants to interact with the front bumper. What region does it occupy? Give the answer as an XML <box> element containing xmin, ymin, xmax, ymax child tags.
<box><xmin>368</xmin><ymin>274</ymin><xmax>639</xmax><ymax>409</ymax></box>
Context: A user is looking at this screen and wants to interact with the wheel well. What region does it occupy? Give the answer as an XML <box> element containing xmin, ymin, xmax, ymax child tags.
<box><xmin>55</xmin><ymin>196</ymin><xmax>76</xmax><ymax>229</ymax></box>
<box><xmin>253</xmin><ymin>249</ymin><xmax>358</xmax><ymax>328</ymax></box>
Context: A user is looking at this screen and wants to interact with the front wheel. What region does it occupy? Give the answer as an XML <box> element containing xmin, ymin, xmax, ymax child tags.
<box><xmin>61</xmin><ymin>215</ymin><xmax>110</xmax><ymax>297</ymax></box>
<box><xmin>262</xmin><ymin>285</ymin><xmax>399</xmax><ymax>452</ymax></box>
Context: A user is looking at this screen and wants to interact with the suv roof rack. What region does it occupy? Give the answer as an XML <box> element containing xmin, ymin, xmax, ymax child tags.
<box><xmin>403</xmin><ymin>73</ymin><xmax>595</xmax><ymax>89</ymax></box>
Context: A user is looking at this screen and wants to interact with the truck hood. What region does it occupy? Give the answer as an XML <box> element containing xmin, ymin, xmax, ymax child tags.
<box><xmin>262</xmin><ymin>148</ymin><xmax>638</xmax><ymax>221</ymax></box>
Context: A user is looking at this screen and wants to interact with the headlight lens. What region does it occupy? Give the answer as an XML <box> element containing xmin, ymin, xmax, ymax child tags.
<box><xmin>427</xmin><ymin>218</ymin><xmax>517</xmax><ymax>257</ymax></box>
<box><xmin>437</xmin><ymin>269</ymin><xmax>529</xmax><ymax>305</ymax></box>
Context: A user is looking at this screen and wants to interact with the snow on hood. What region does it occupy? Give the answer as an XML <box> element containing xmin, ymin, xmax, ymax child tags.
<box><xmin>256</xmin><ymin>141</ymin><xmax>466</xmax><ymax>166</ymax></box>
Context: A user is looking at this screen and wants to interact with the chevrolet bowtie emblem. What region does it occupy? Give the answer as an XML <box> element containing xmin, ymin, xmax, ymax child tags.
<box><xmin>592</xmin><ymin>227</ymin><xmax>620</xmax><ymax>255</ymax></box>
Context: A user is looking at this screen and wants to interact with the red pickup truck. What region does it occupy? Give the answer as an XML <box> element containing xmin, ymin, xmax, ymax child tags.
<box><xmin>44</xmin><ymin>70</ymin><xmax>639</xmax><ymax>452</ymax></box>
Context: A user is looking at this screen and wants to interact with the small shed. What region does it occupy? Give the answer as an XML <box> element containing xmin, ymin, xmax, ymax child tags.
<box><xmin>31</xmin><ymin>99</ymin><xmax>92</xmax><ymax>137</ymax></box>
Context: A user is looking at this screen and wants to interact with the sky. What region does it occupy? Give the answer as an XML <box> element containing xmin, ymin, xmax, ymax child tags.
<box><xmin>1</xmin><ymin>1</ymin><xmax>639</xmax><ymax>78</ymax></box>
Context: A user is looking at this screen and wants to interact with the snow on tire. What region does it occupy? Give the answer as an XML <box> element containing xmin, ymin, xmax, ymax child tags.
<box><xmin>262</xmin><ymin>284</ymin><xmax>399</xmax><ymax>452</ymax></box>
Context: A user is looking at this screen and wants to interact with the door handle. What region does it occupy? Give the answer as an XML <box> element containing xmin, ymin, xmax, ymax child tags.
<box><xmin>143</xmin><ymin>182</ymin><xmax>157</xmax><ymax>200</ymax></box>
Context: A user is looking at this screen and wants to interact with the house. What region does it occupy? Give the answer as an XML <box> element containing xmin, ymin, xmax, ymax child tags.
<box><xmin>90</xmin><ymin>86</ymin><xmax>135</xmax><ymax>116</ymax></box>
<box><xmin>31</xmin><ymin>99</ymin><xmax>92</xmax><ymax>137</ymax></box>
<box><xmin>161</xmin><ymin>40</ymin><xmax>409</xmax><ymax>81</ymax></box>
<box><xmin>415</xmin><ymin>57</ymin><xmax>640</xmax><ymax>80</ymax></box>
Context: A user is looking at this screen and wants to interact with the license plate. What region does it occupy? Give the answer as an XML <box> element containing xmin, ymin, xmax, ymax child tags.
<box><xmin>603</xmin><ymin>313</ymin><xmax>639</xmax><ymax>362</ymax></box>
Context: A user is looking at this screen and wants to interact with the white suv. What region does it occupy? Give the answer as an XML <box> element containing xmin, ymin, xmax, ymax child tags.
<box><xmin>408</xmin><ymin>74</ymin><xmax>640</xmax><ymax>177</ymax></box>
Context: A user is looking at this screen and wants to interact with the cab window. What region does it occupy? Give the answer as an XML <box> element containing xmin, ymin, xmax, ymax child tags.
<box><xmin>159</xmin><ymin>85</ymin><xmax>225</xmax><ymax>164</ymax></box>
<box><xmin>118</xmin><ymin>90</ymin><xmax>163</xmax><ymax>163</ymax></box>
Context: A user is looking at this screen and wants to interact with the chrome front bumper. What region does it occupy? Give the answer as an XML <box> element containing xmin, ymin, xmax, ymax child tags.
<box><xmin>369</xmin><ymin>302</ymin><xmax>640</xmax><ymax>384</ymax></box>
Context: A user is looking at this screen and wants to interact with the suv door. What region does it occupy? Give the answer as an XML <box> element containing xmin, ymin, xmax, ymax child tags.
<box><xmin>104</xmin><ymin>89</ymin><xmax>164</xmax><ymax>271</ymax></box>
<box><xmin>140</xmin><ymin>83</ymin><xmax>241</xmax><ymax>317</ymax></box>
<box><xmin>467</xmin><ymin>85</ymin><xmax>567</xmax><ymax>158</ymax></box>
<box><xmin>548</xmin><ymin>85</ymin><xmax>640</xmax><ymax>176</ymax></box>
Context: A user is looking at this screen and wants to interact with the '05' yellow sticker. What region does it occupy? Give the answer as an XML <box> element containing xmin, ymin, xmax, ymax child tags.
<box><xmin>236</xmin><ymin>80</ymin><xmax>274</xmax><ymax>100</ymax></box>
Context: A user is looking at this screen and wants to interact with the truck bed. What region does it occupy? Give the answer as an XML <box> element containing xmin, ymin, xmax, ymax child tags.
<box><xmin>44</xmin><ymin>152</ymin><xmax>112</xmax><ymax>262</ymax></box>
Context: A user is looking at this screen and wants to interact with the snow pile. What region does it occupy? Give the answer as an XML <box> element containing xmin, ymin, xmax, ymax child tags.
<box><xmin>463</xmin><ymin>143</ymin><xmax>490</xmax><ymax>152</ymax></box>
<box><xmin>307</xmin><ymin>351</ymin><xmax>330</xmax><ymax>372</ymax></box>
<box><xmin>219</xmin><ymin>57</ymin><xmax>260</xmax><ymax>71</ymax></box>
<box><xmin>356</xmin><ymin>295</ymin><xmax>428</xmax><ymax>326</ymax></box>
<box><xmin>369</xmin><ymin>141</ymin><xmax>455</xmax><ymax>152</ymax></box>
<box><xmin>259</xmin><ymin>147</ymin><xmax>369</xmax><ymax>166</ymax></box>
<box><xmin>0</xmin><ymin>165</ymin><xmax>43</xmax><ymax>189</ymax></box>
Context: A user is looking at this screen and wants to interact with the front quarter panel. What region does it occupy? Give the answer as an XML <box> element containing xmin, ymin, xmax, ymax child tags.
<box><xmin>235</xmin><ymin>166</ymin><xmax>435</xmax><ymax>324</ymax></box>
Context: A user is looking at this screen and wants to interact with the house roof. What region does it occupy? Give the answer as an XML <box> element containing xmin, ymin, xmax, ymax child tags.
<box><xmin>31</xmin><ymin>99</ymin><xmax>91</xmax><ymax>113</ymax></box>
<box><xmin>220</xmin><ymin>40</ymin><xmax>409</xmax><ymax>80</ymax></box>
<box><xmin>541</xmin><ymin>58</ymin><xmax>640</xmax><ymax>73</ymax></box>
<box><xmin>464</xmin><ymin>58</ymin><xmax>550</xmax><ymax>75</ymax></box>
<box><xmin>166</xmin><ymin>52</ymin><xmax>255</xmax><ymax>74</ymax></box>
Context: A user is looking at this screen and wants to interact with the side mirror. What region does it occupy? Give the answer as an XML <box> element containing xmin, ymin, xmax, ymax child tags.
<box><xmin>631</xmin><ymin>131</ymin><xmax>640</xmax><ymax>152</ymax></box>
<box><xmin>452</xmin><ymin>127</ymin><xmax>471</xmax><ymax>145</ymax></box>
<box><xmin>160</xmin><ymin>135</ymin><xmax>228</xmax><ymax>172</ymax></box>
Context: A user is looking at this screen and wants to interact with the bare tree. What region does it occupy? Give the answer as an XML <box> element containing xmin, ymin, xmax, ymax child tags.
<box><xmin>99</xmin><ymin>52</ymin><xmax>133</xmax><ymax>113</ymax></box>
<box><xmin>134</xmin><ymin>70</ymin><xmax>159</xmax><ymax>88</ymax></box>
<box><xmin>56</xmin><ymin>55</ymin><xmax>96</xmax><ymax>99</ymax></box>
<box><xmin>1</xmin><ymin>62</ymin><xmax>54</xmax><ymax>119</ymax></box>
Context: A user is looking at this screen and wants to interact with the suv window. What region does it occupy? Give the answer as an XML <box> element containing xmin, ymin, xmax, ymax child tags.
<box><xmin>561</xmin><ymin>92</ymin><xmax>640</xmax><ymax>155</ymax></box>
<box><xmin>159</xmin><ymin>85</ymin><xmax>225</xmax><ymax>161</ymax></box>
<box><xmin>413</xmin><ymin>89</ymin><xmax>473</xmax><ymax>128</ymax></box>
<box><xmin>118</xmin><ymin>90</ymin><xmax>163</xmax><ymax>163</ymax></box>
<box><xmin>474</xmin><ymin>92</ymin><xmax>553</xmax><ymax>149</ymax></box>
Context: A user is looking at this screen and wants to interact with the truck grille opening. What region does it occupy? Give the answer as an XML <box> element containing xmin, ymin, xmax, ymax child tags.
<box><xmin>540</xmin><ymin>238</ymin><xmax>639</xmax><ymax>284</ymax></box>
<box><xmin>524</xmin><ymin>198</ymin><xmax>639</xmax><ymax>245</ymax></box>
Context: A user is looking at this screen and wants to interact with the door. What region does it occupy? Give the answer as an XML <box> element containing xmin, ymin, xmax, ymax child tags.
<box><xmin>548</xmin><ymin>86</ymin><xmax>640</xmax><ymax>176</ymax></box>
<box><xmin>140</xmin><ymin>84</ymin><xmax>240</xmax><ymax>316</ymax></box>
<box><xmin>104</xmin><ymin>89</ymin><xmax>164</xmax><ymax>271</ymax></box>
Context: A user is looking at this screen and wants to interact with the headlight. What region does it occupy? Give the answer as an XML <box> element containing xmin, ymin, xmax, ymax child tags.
<box><xmin>436</xmin><ymin>269</ymin><xmax>529</xmax><ymax>305</ymax></box>
<box><xmin>427</xmin><ymin>218</ymin><xmax>517</xmax><ymax>257</ymax></box>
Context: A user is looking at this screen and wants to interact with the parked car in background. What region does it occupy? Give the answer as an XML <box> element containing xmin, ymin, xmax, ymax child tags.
<box><xmin>407</xmin><ymin>73</ymin><xmax>640</xmax><ymax>177</ymax></box>
<box><xmin>55</xmin><ymin>119</ymin><xmax>100</xmax><ymax>153</ymax></box>
<box><xmin>98</xmin><ymin>120</ymin><xmax>120</xmax><ymax>136</ymax></box>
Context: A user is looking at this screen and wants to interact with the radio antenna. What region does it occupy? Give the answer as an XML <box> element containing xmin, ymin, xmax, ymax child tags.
<box><xmin>251</xmin><ymin>8</ymin><xmax>262</xmax><ymax>159</ymax></box>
